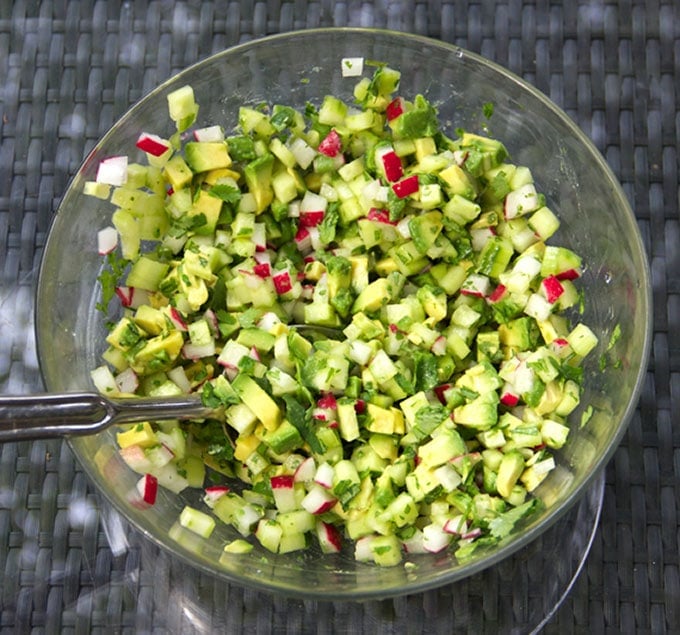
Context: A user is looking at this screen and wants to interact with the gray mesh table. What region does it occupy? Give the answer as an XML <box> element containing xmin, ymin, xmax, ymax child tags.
<box><xmin>0</xmin><ymin>2</ymin><xmax>677</xmax><ymax>633</ymax></box>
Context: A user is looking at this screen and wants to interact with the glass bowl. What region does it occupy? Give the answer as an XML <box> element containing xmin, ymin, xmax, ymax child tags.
<box><xmin>35</xmin><ymin>28</ymin><xmax>651</xmax><ymax>599</ymax></box>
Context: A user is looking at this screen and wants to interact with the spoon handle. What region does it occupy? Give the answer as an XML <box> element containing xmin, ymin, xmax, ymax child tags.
<box><xmin>0</xmin><ymin>392</ymin><xmax>211</xmax><ymax>442</ymax></box>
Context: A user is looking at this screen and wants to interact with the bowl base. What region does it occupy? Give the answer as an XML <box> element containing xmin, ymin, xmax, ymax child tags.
<box><xmin>93</xmin><ymin>471</ymin><xmax>604</xmax><ymax>631</ymax></box>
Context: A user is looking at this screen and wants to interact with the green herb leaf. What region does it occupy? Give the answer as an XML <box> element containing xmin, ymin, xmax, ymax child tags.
<box><xmin>282</xmin><ymin>394</ymin><xmax>325</xmax><ymax>455</ymax></box>
<box><xmin>488</xmin><ymin>499</ymin><xmax>540</xmax><ymax>539</ymax></box>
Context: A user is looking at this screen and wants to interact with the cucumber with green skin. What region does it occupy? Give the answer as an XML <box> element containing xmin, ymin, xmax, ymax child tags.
<box><xmin>89</xmin><ymin>62</ymin><xmax>600</xmax><ymax>566</ymax></box>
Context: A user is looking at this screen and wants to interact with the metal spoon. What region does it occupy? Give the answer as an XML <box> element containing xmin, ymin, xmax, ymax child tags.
<box><xmin>0</xmin><ymin>324</ymin><xmax>343</xmax><ymax>442</ymax></box>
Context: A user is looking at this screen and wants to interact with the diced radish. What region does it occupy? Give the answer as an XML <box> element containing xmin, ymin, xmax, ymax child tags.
<box><xmin>252</xmin><ymin>223</ymin><xmax>267</xmax><ymax>251</ymax></box>
<box><xmin>217</xmin><ymin>340</ymin><xmax>250</xmax><ymax>369</ymax></box>
<box><xmin>193</xmin><ymin>125</ymin><xmax>224</xmax><ymax>142</ymax></box>
<box><xmin>182</xmin><ymin>340</ymin><xmax>216</xmax><ymax>361</ymax></box>
<box><xmin>511</xmin><ymin>362</ymin><xmax>535</xmax><ymax>394</ymax></box>
<box><xmin>313</xmin><ymin>462</ymin><xmax>335</xmax><ymax>489</ymax></box>
<box><xmin>443</xmin><ymin>515</ymin><xmax>467</xmax><ymax>535</ymax></box>
<box><xmin>431</xmin><ymin>335</ymin><xmax>448</xmax><ymax>356</ymax></box>
<box><xmin>300</xmin><ymin>190</ymin><xmax>328</xmax><ymax>214</ymax></box>
<box><xmin>354</xmin><ymin>535</ymin><xmax>375</xmax><ymax>561</ymax></box>
<box><xmin>461</xmin><ymin>273</ymin><xmax>491</xmax><ymax>297</ymax></box>
<box><xmin>253</xmin><ymin>259</ymin><xmax>272</xmax><ymax>278</ymax></box>
<box><xmin>556</xmin><ymin>268</ymin><xmax>580</xmax><ymax>281</ymax></box>
<box><xmin>500</xmin><ymin>384</ymin><xmax>520</xmax><ymax>407</ymax></box>
<box><xmin>316</xmin><ymin>520</ymin><xmax>343</xmax><ymax>554</ymax></box>
<box><xmin>487</xmin><ymin>283</ymin><xmax>507</xmax><ymax>303</ymax></box>
<box><xmin>524</xmin><ymin>292</ymin><xmax>553</xmax><ymax>321</ymax></box>
<box><xmin>550</xmin><ymin>337</ymin><xmax>571</xmax><ymax>357</ymax></box>
<box><xmin>402</xmin><ymin>528</ymin><xmax>428</xmax><ymax>554</ymax></box>
<box><xmin>300</xmin><ymin>485</ymin><xmax>337</xmax><ymax>515</ymax></box>
<box><xmin>386</xmin><ymin>96</ymin><xmax>405</xmax><ymax>121</ymax></box>
<box><xmin>341</xmin><ymin>57</ymin><xmax>364</xmax><ymax>77</ymax></box>
<box><xmin>257</xmin><ymin>311</ymin><xmax>282</xmax><ymax>332</ymax></box>
<box><xmin>270</xmin><ymin>475</ymin><xmax>298</xmax><ymax>513</ymax></box>
<box><xmin>272</xmin><ymin>270</ymin><xmax>294</xmax><ymax>295</ymax></box>
<box><xmin>203</xmin><ymin>308</ymin><xmax>220</xmax><ymax>336</ymax></box>
<box><xmin>317</xmin><ymin>394</ymin><xmax>338</xmax><ymax>410</ymax></box>
<box><xmin>504</xmin><ymin>183</ymin><xmax>540</xmax><ymax>219</ymax></box>
<box><xmin>119</xmin><ymin>444</ymin><xmax>154</xmax><ymax>474</ymax></box>
<box><xmin>541</xmin><ymin>275</ymin><xmax>565</xmax><ymax>303</ymax></box>
<box><xmin>461</xmin><ymin>527</ymin><xmax>483</xmax><ymax>540</ymax></box>
<box><xmin>376</xmin><ymin>147</ymin><xmax>403</xmax><ymax>182</ymax></box>
<box><xmin>97</xmin><ymin>226</ymin><xmax>118</xmax><ymax>255</ymax></box>
<box><xmin>135</xmin><ymin>132</ymin><xmax>171</xmax><ymax>157</ymax></box>
<box><xmin>470</xmin><ymin>227</ymin><xmax>495</xmax><ymax>252</ymax></box>
<box><xmin>366</xmin><ymin>208</ymin><xmax>397</xmax><ymax>225</ymax></box>
<box><xmin>168</xmin><ymin>307</ymin><xmax>188</xmax><ymax>331</ymax></box>
<box><xmin>396</xmin><ymin>215</ymin><xmax>412</xmax><ymax>238</ymax></box>
<box><xmin>293</xmin><ymin>456</ymin><xmax>316</xmax><ymax>483</ymax></box>
<box><xmin>433</xmin><ymin>383</ymin><xmax>452</xmax><ymax>405</ymax></box>
<box><xmin>294</xmin><ymin>227</ymin><xmax>312</xmax><ymax>252</ymax></box>
<box><xmin>299</xmin><ymin>211</ymin><xmax>325</xmax><ymax>227</ymax></box>
<box><xmin>96</xmin><ymin>156</ymin><xmax>128</xmax><ymax>186</ymax></box>
<box><xmin>136</xmin><ymin>473</ymin><xmax>158</xmax><ymax>505</ymax></box>
<box><xmin>433</xmin><ymin>464</ymin><xmax>462</xmax><ymax>492</ymax></box>
<box><xmin>114</xmin><ymin>286</ymin><xmax>134</xmax><ymax>308</ymax></box>
<box><xmin>318</xmin><ymin>129</ymin><xmax>342</xmax><ymax>157</ymax></box>
<box><xmin>391</xmin><ymin>174</ymin><xmax>419</xmax><ymax>198</ymax></box>
<box><xmin>308</xmin><ymin>226</ymin><xmax>322</xmax><ymax>250</ymax></box>
<box><xmin>90</xmin><ymin>365</ymin><xmax>118</xmax><ymax>395</ymax></box>
<box><xmin>354</xmin><ymin>399</ymin><xmax>366</xmax><ymax>414</ymax></box>
<box><xmin>422</xmin><ymin>523</ymin><xmax>453</xmax><ymax>553</ymax></box>
<box><xmin>115</xmin><ymin>367</ymin><xmax>139</xmax><ymax>394</ymax></box>
<box><xmin>203</xmin><ymin>485</ymin><xmax>229</xmax><ymax>509</ymax></box>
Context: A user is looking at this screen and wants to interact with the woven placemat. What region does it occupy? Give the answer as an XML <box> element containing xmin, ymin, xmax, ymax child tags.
<box><xmin>1</xmin><ymin>1</ymin><xmax>677</xmax><ymax>633</ymax></box>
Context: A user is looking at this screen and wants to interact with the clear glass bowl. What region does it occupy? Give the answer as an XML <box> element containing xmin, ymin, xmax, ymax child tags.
<box><xmin>35</xmin><ymin>28</ymin><xmax>651</xmax><ymax>599</ymax></box>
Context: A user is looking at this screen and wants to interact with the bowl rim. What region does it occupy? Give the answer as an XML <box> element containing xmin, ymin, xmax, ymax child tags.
<box><xmin>35</xmin><ymin>26</ymin><xmax>653</xmax><ymax>599</ymax></box>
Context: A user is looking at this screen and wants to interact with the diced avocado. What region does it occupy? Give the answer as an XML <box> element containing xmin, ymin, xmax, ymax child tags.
<box><xmin>499</xmin><ymin>316</ymin><xmax>539</xmax><ymax>352</ymax></box>
<box><xmin>244</xmin><ymin>153</ymin><xmax>274</xmax><ymax>213</ymax></box>
<box><xmin>453</xmin><ymin>395</ymin><xmax>498</xmax><ymax>431</ymax></box>
<box><xmin>134</xmin><ymin>305</ymin><xmax>166</xmax><ymax>336</ymax></box>
<box><xmin>458</xmin><ymin>132</ymin><xmax>508</xmax><ymax>171</ymax></box>
<box><xmin>185</xmin><ymin>141</ymin><xmax>232</xmax><ymax>173</ymax></box>
<box><xmin>163</xmin><ymin>154</ymin><xmax>194</xmax><ymax>191</ymax></box>
<box><xmin>236</xmin><ymin>328</ymin><xmax>276</xmax><ymax>352</ymax></box>
<box><xmin>116</xmin><ymin>421</ymin><xmax>157</xmax><ymax>449</ymax></box>
<box><xmin>352</xmin><ymin>278</ymin><xmax>391</xmax><ymax>314</ymax></box>
<box><xmin>365</xmin><ymin>402</ymin><xmax>399</xmax><ymax>435</ymax></box>
<box><xmin>419</xmin><ymin>427</ymin><xmax>467</xmax><ymax>467</ymax></box>
<box><xmin>107</xmin><ymin>317</ymin><xmax>144</xmax><ymax>351</ymax></box>
<box><xmin>496</xmin><ymin>450</ymin><xmax>525</xmax><ymax>498</ymax></box>
<box><xmin>263</xmin><ymin>419</ymin><xmax>303</xmax><ymax>454</ymax></box>
<box><xmin>416</xmin><ymin>284</ymin><xmax>447</xmax><ymax>323</ymax></box>
<box><xmin>337</xmin><ymin>398</ymin><xmax>360</xmax><ymax>442</ymax></box>
<box><xmin>189</xmin><ymin>189</ymin><xmax>223</xmax><ymax>235</ymax></box>
<box><xmin>133</xmin><ymin>331</ymin><xmax>184</xmax><ymax>372</ymax></box>
<box><xmin>439</xmin><ymin>165</ymin><xmax>477</xmax><ymax>201</ymax></box>
<box><xmin>231</xmin><ymin>373</ymin><xmax>282</xmax><ymax>431</ymax></box>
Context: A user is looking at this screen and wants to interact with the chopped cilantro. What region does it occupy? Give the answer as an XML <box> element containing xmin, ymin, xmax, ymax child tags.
<box><xmin>282</xmin><ymin>394</ymin><xmax>325</xmax><ymax>455</ymax></box>
<box><xmin>96</xmin><ymin>252</ymin><xmax>128</xmax><ymax>315</ymax></box>
<box><xmin>209</xmin><ymin>183</ymin><xmax>241</xmax><ymax>206</ymax></box>
<box><xmin>482</xmin><ymin>102</ymin><xmax>495</xmax><ymax>119</ymax></box>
